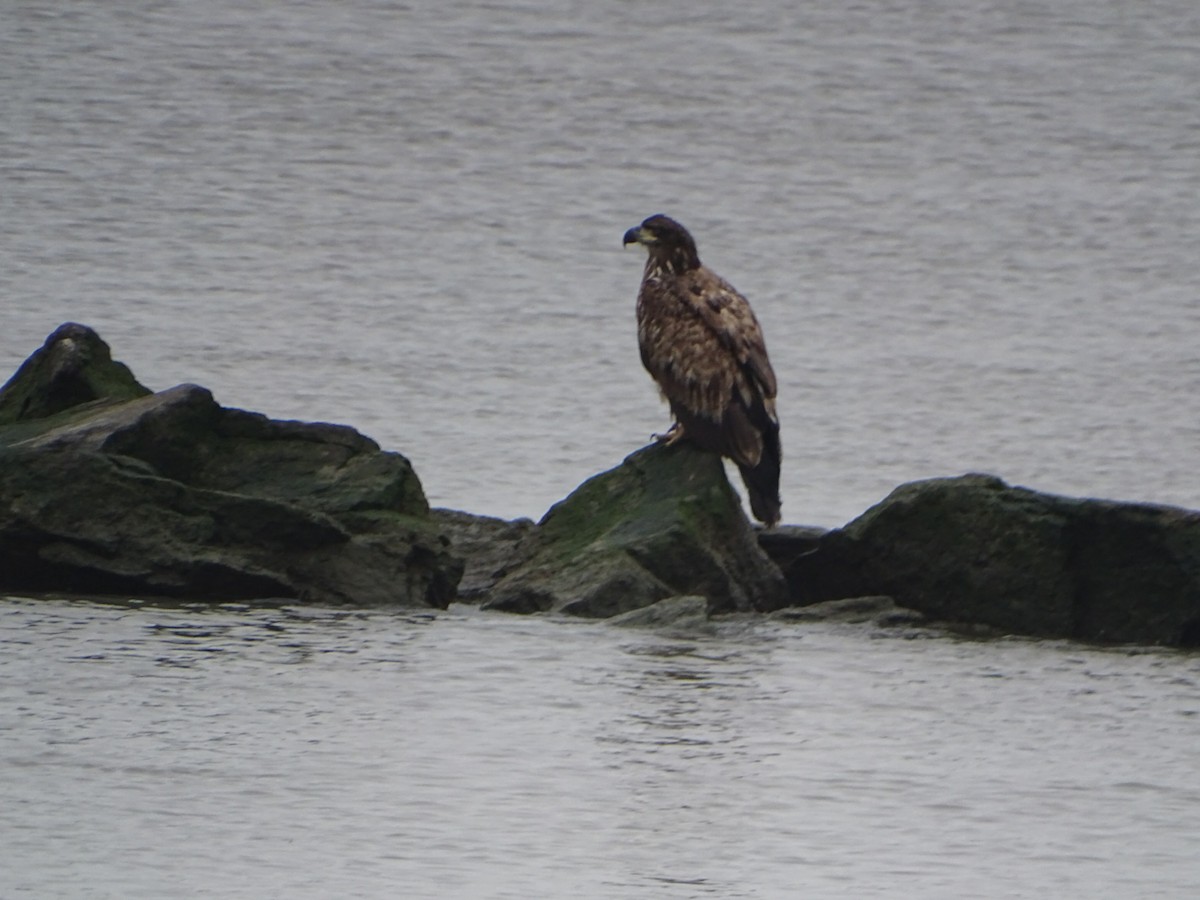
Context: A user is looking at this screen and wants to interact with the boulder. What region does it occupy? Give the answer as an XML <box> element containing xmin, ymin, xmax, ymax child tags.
<box><xmin>763</xmin><ymin>474</ymin><xmax>1200</xmax><ymax>646</ymax></box>
<box><xmin>0</xmin><ymin>325</ymin><xmax>462</xmax><ymax>607</ymax></box>
<box><xmin>429</xmin><ymin>508</ymin><xmax>535</xmax><ymax>602</ymax></box>
<box><xmin>483</xmin><ymin>442</ymin><xmax>787</xmax><ymax>617</ymax></box>
<box><xmin>0</xmin><ymin>322</ymin><xmax>151</xmax><ymax>432</ymax></box>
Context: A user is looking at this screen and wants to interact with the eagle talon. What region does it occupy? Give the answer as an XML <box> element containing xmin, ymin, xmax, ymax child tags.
<box><xmin>653</xmin><ymin>423</ymin><xmax>685</xmax><ymax>446</ymax></box>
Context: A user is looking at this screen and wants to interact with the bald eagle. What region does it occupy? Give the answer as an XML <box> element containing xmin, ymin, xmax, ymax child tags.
<box><xmin>623</xmin><ymin>214</ymin><xmax>782</xmax><ymax>526</ymax></box>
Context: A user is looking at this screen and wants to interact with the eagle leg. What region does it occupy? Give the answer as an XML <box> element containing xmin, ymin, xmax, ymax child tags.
<box><xmin>652</xmin><ymin>421</ymin><xmax>686</xmax><ymax>446</ymax></box>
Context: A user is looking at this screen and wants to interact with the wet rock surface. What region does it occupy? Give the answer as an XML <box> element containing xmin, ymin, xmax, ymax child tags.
<box><xmin>0</xmin><ymin>325</ymin><xmax>461</xmax><ymax>607</ymax></box>
<box><xmin>483</xmin><ymin>442</ymin><xmax>788</xmax><ymax>617</ymax></box>
<box><xmin>5</xmin><ymin>325</ymin><xmax>1199</xmax><ymax>645</ymax></box>
<box><xmin>760</xmin><ymin>474</ymin><xmax>1200</xmax><ymax>646</ymax></box>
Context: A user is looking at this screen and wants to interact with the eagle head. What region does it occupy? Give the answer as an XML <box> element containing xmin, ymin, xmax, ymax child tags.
<box><xmin>623</xmin><ymin>214</ymin><xmax>701</xmax><ymax>272</ymax></box>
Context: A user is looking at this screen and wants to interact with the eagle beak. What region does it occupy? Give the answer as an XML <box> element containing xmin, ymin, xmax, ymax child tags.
<box><xmin>622</xmin><ymin>226</ymin><xmax>644</xmax><ymax>246</ymax></box>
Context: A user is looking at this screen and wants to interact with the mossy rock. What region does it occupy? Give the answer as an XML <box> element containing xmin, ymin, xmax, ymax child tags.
<box><xmin>484</xmin><ymin>442</ymin><xmax>786</xmax><ymax>617</ymax></box>
<box><xmin>0</xmin><ymin>325</ymin><xmax>461</xmax><ymax>607</ymax></box>
<box><xmin>844</xmin><ymin>474</ymin><xmax>1078</xmax><ymax>635</ymax></box>
<box><xmin>0</xmin><ymin>322</ymin><xmax>151</xmax><ymax>428</ymax></box>
<box><xmin>764</xmin><ymin>474</ymin><xmax>1200</xmax><ymax>645</ymax></box>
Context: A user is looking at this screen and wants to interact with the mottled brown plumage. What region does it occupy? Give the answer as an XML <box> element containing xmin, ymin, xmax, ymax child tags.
<box><xmin>623</xmin><ymin>214</ymin><xmax>782</xmax><ymax>526</ymax></box>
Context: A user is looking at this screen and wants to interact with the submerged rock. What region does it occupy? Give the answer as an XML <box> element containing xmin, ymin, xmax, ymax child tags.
<box><xmin>483</xmin><ymin>442</ymin><xmax>787</xmax><ymax>617</ymax></box>
<box><xmin>763</xmin><ymin>474</ymin><xmax>1200</xmax><ymax>646</ymax></box>
<box><xmin>607</xmin><ymin>594</ymin><xmax>711</xmax><ymax>630</ymax></box>
<box><xmin>0</xmin><ymin>324</ymin><xmax>462</xmax><ymax>607</ymax></box>
<box><xmin>769</xmin><ymin>595</ymin><xmax>913</xmax><ymax>625</ymax></box>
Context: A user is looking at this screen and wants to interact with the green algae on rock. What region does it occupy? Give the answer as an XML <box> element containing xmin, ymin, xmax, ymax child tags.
<box><xmin>0</xmin><ymin>322</ymin><xmax>151</xmax><ymax>427</ymax></box>
<box><xmin>762</xmin><ymin>474</ymin><xmax>1200</xmax><ymax>646</ymax></box>
<box><xmin>0</xmin><ymin>324</ymin><xmax>461</xmax><ymax>607</ymax></box>
<box><xmin>484</xmin><ymin>442</ymin><xmax>787</xmax><ymax>617</ymax></box>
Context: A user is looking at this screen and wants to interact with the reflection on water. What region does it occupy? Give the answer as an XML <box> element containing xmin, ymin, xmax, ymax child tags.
<box><xmin>3</xmin><ymin>597</ymin><xmax>1199</xmax><ymax>899</ymax></box>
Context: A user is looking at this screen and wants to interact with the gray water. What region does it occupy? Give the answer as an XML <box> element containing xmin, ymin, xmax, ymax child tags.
<box><xmin>4</xmin><ymin>0</ymin><xmax>1199</xmax><ymax>527</ymax></box>
<box><xmin>4</xmin><ymin>598</ymin><xmax>1200</xmax><ymax>899</ymax></box>
<box><xmin>3</xmin><ymin>1</ymin><xmax>1200</xmax><ymax>896</ymax></box>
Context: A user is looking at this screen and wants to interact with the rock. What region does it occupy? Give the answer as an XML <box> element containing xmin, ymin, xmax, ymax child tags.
<box><xmin>12</xmin><ymin>326</ymin><xmax>1196</xmax><ymax>644</ymax></box>
<box><xmin>0</xmin><ymin>325</ymin><xmax>462</xmax><ymax>607</ymax></box>
<box><xmin>483</xmin><ymin>442</ymin><xmax>787</xmax><ymax>617</ymax></box>
<box><xmin>764</xmin><ymin>474</ymin><xmax>1200</xmax><ymax>646</ymax></box>
<box><xmin>755</xmin><ymin>524</ymin><xmax>851</xmax><ymax>606</ymax></box>
<box><xmin>607</xmin><ymin>594</ymin><xmax>711</xmax><ymax>630</ymax></box>
<box><xmin>0</xmin><ymin>322</ymin><xmax>151</xmax><ymax>431</ymax></box>
<box><xmin>769</xmin><ymin>595</ymin><xmax>907</xmax><ymax>625</ymax></box>
<box><xmin>429</xmin><ymin>508</ymin><xmax>535</xmax><ymax>602</ymax></box>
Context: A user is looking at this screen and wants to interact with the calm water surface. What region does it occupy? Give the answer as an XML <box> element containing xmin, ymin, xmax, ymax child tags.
<box><xmin>4</xmin><ymin>2</ymin><xmax>1200</xmax><ymax>896</ymax></box>
<box><xmin>3</xmin><ymin>598</ymin><xmax>1200</xmax><ymax>899</ymax></box>
<box><xmin>3</xmin><ymin>0</ymin><xmax>1199</xmax><ymax>527</ymax></box>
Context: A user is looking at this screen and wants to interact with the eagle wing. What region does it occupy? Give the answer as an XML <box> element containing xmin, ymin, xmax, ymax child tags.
<box><xmin>681</xmin><ymin>269</ymin><xmax>777</xmax><ymax>403</ymax></box>
<box><xmin>637</xmin><ymin>265</ymin><xmax>778</xmax><ymax>468</ymax></box>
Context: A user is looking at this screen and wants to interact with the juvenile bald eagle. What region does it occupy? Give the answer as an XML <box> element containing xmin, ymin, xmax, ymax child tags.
<box><xmin>623</xmin><ymin>214</ymin><xmax>782</xmax><ymax>526</ymax></box>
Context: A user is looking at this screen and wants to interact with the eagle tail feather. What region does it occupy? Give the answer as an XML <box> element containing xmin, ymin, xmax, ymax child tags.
<box><xmin>669</xmin><ymin>400</ymin><xmax>782</xmax><ymax>526</ymax></box>
<box><xmin>737</xmin><ymin>420</ymin><xmax>781</xmax><ymax>527</ymax></box>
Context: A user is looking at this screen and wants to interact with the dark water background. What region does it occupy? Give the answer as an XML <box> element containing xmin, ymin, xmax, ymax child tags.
<box><xmin>4</xmin><ymin>2</ymin><xmax>1200</xmax><ymax>896</ymax></box>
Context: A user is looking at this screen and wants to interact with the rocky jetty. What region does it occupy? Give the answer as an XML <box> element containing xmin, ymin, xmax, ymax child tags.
<box><xmin>3</xmin><ymin>324</ymin><xmax>1199</xmax><ymax>646</ymax></box>
<box><xmin>0</xmin><ymin>324</ymin><xmax>461</xmax><ymax>606</ymax></box>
